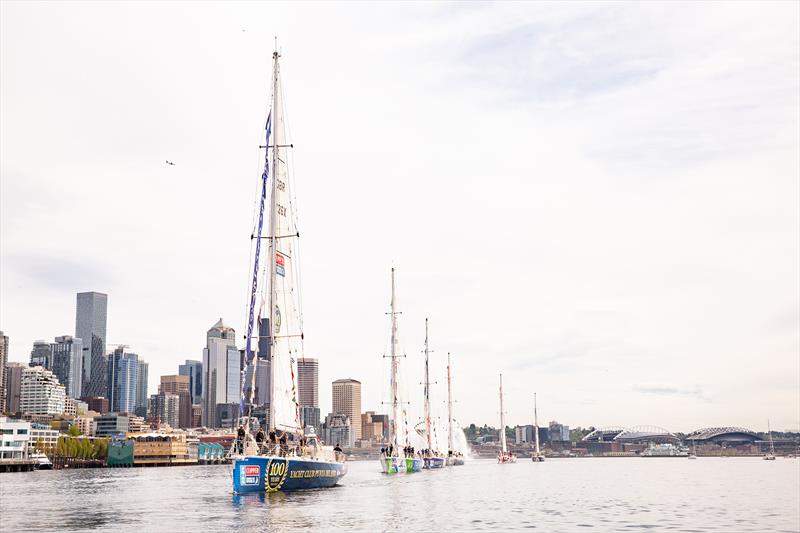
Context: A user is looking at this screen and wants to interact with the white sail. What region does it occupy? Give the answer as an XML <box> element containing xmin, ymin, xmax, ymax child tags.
<box><xmin>499</xmin><ymin>374</ymin><xmax>507</xmax><ymax>454</ymax></box>
<box><xmin>267</xmin><ymin>53</ymin><xmax>302</xmax><ymax>434</ymax></box>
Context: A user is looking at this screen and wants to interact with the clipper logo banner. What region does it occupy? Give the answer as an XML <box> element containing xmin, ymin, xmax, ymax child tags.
<box><xmin>241</xmin><ymin>465</ymin><xmax>260</xmax><ymax>486</ymax></box>
<box><xmin>276</xmin><ymin>253</ymin><xmax>286</xmax><ymax>277</ymax></box>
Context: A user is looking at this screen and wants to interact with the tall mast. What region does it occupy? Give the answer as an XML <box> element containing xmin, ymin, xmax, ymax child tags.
<box><xmin>424</xmin><ymin>318</ymin><xmax>432</xmax><ymax>451</ymax></box>
<box><xmin>389</xmin><ymin>268</ymin><xmax>400</xmax><ymax>448</ymax></box>
<box><xmin>447</xmin><ymin>352</ymin><xmax>454</xmax><ymax>453</ymax></box>
<box><xmin>768</xmin><ymin>419</ymin><xmax>775</xmax><ymax>455</ymax></box>
<box><xmin>534</xmin><ymin>392</ymin><xmax>540</xmax><ymax>455</ymax></box>
<box><xmin>267</xmin><ymin>49</ymin><xmax>281</xmax><ymax>432</ymax></box>
<box><xmin>499</xmin><ymin>374</ymin><xmax>507</xmax><ymax>453</ymax></box>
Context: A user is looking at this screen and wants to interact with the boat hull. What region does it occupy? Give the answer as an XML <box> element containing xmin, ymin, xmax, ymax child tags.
<box><xmin>531</xmin><ymin>455</ymin><xmax>545</xmax><ymax>462</ymax></box>
<box><xmin>498</xmin><ymin>453</ymin><xmax>517</xmax><ymax>463</ymax></box>
<box><xmin>423</xmin><ymin>457</ymin><xmax>445</xmax><ymax>469</ymax></box>
<box><xmin>446</xmin><ymin>456</ymin><xmax>465</xmax><ymax>466</ymax></box>
<box><xmin>233</xmin><ymin>455</ymin><xmax>347</xmax><ymax>493</ymax></box>
<box><xmin>380</xmin><ymin>456</ymin><xmax>423</xmax><ymax>474</ymax></box>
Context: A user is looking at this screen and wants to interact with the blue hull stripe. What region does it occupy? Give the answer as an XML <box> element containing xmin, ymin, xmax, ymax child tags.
<box><xmin>233</xmin><ymin>456</ymin><xmax>347</xmax><ymax>493</ymax></box>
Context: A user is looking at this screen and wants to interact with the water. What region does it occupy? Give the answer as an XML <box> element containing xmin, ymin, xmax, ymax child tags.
<box><xmin>1</xmin><ymin>458</ymin><xmax>798</xmax><ymax>532</ymax></box>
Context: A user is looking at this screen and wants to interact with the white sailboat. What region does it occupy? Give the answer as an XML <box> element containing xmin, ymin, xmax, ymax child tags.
<box><xmin>764</xmin><ymin>420</ymin><xmax>776</xmax><ymax>460</ymax></box>
<box><xmin>380</xmin><ymin>269</ymin><xmax>424</xmax><ymax>474</ymax></box>
<box><xmin>688</xmin><ymin>439</ymin><xmax>698</xmax><ymax>459</ymax></box>
<box><xmin>531</xmin><ymin>392</ymin><xmax>545</xmax><ymax>462</ymax></box>
<box><xmin>419</xmin><ymin>318</ymin><xmax>445</xmax><ymax>469</ymax></box>
<box><xmin>497</xmin><ymin>374</ymin><xmax>516</xmax><ymax>463</ymax></box>
<box><xmin>231</xmin><ymin>48</ymin><xmax>346</xmax><ymax>493</ymax></box>
<box><xmin>446</xmin><ymin>352</ymin><xmax>465</xmax><ymax>466</ymax></box>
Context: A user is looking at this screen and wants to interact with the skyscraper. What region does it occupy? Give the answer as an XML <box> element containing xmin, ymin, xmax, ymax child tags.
<box><xmin>178</xmin><ymin>359</ymin><xmax>203</xmax><ymax>405</ymax></box>
<box><xmin>4</xmin><ymin>362</ymin><xmax>24</xmax><ymax>413</ymax></box>
<box><xmin>297</xmin><ymin>358</ymin><xmax>319</xmax><ymax>432</ymax></box>
<box><xmin>75</xmin><ymin>291</ymin><xmax>108</xmax><ymax>397</ymax></box>
<box><xmin>29</xmin><ymin>340</ymin><xmax>52</xmax><ymax>368</ymax></box>
<box><xmin>149</xmin><ymin>392</ymin><xmax>180</xmax><ymax>428</ymax></box>
<box><xmin>0</xmin><ymin>331</ymin><xmax>8</xmax><ymax>412</ymax></box>
<box><xmin>202</xmin><ymin>319</ymin><xmax>240</xmax><ymax>427</ymax></box>
<box><xmin>50</xmin><ymin>335</ymin><xmax>83</xmax><ymax>399</ymax></box>
<box><xmin>332</xmin><ymin>379</ymin><xmax>362</xmax><ymax>441</ymax></box>
<box><xmin>107</xmin><ymin>347</ymin><xmax>138</xmax><ymax>414</ymax></box>
<box><xmin>243</xmin><ymin>358</ymin><xmax>269</xmax><ymax>408</ymax></box>
<box><xmin>135</xmin><ymin>359</ymin><xmax>149</xmax><ymax>417</ymax></box>
<box><xmin>159</xmin><ymin>375</ymin><xmax>191</xmax><ymax>428</ymax></box>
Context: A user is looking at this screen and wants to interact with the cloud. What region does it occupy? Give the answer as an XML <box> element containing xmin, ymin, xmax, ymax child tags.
<box><xmin>633</xmin><ymin>384</ymin><xmax>711</xmax><ymax>402</ymax></box>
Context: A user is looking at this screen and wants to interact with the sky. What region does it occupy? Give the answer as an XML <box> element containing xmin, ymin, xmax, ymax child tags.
<box><xmin>1</xmin><ymin>1</ymin><xmax>798</xmax><ymax>432</ymax></box>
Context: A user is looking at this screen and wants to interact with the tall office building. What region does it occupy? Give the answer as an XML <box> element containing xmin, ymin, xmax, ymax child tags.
<box><xmin>5</xmin><ymin>362</ymin><xmax>25</xmax><ymax>413</ymax></box>
<box><xmin>135</xmin><ymin>359</ymin><xmax>149</xmax><ymax>417</ymax></box>
<box><xmin>243</xmin><ymin>358</ymin><xmax>269</xmax><ymax>408</ymax></box>
<box><xmin>29</xmin><ymin>340</ymin><xmax>52</xmax><ymax>368</ymax></box>
<box><xmin>0</xmin><ymin>331</ymin><xmax>8</xmax><ymax>412</ymax></box>
<box><xmin>159</xmin><ymin>375</ymin><xmax>191</xmax><ymax>428</ymax></box>
<box><xmin>50</xmin><ymin>336</ymin><xmax>83</xmax><ymax>399</ymax></box>
<box><xmin>20</xmin><ymin>366</ymin><xmax>66</xmax><ymax>416</ymax></box>
<box><xmin>297</xmin><ymin>358</ymin><xmax>319</xmax><ymax>432</ymax></box>
<box><xmin>178</xmin><ymin>359</ymin><xmax>203</xmax><ymax>405</ymax></box>
<box><xmin>202</xmin><ymin>319</ymin><xmax>241</xmax><ymax>427</ymax></box>
<box><xmin>107</xmin><ymin>347</ymin><xmax>138</xmax><ymax>414</ymax></box>
<box><xmin>332</xmin><ymin>379</ymin><xmax>362</xmax><ymax>441</ymax></box>
<box><xmin>75</xmin><ymin>291</ymin><xmax>108</xmax><ymax>397</ymax></box>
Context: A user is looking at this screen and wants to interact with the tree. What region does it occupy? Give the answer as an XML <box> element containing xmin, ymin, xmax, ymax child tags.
<box><xmin>68</xmin><ymin>425</ymin><xmax>81</xmax><ymax>437</ymax></box>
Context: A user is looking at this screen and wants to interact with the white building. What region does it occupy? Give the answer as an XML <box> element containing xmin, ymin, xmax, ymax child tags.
<box><xmin>63</xmin><ymin>397</ymin><xmax>87</xmax><ymax>418</ymax></box>
<box><xmin>28</xmin><ymin>424</ymin><xmax>59</xmax><ymax>454</ymax></box>
<box><xmin>75</xmin><ymin>413</ymin><xmax>98</xmax><ymax>436</ymax></box>
<box><xmin>0</xmin><ymin>417</ymin><xmax>30</xmax><ymax>460</ymax></box>
<box><xmin>202</xmin><ymin>319</ymin><xmax>240</xmax><ymax>428</ymax></box>
<box><xmin>20</xmin><ymin>366</ymin><xmax>66</xmax><ymax>416</ymax></box>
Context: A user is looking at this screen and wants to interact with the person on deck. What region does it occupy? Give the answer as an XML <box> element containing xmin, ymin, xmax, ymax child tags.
<box><xmin>279</xmin><ymin>432</ymin><xmax>288</xmax><ymax>457</ymax></box>
<box><xmin>255</xmin><ymin>428</ymin><xmax>265</xmax><ymax>452</ymax></box>
<box><xmin>236</xmin><ymin>426</ymin><xmax>246</xmax><ymax>454</ymax></box>
<box><xmin>334</xmin><ymin>443</ymin><xmax>342</xmax><ymax>452</ymax></box>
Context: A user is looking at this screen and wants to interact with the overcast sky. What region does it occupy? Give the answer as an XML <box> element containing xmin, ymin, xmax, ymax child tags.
<box><xmin>2</xmin><ymin>2</ymin><xmax>798</xmax><ymax>432</ymax></box>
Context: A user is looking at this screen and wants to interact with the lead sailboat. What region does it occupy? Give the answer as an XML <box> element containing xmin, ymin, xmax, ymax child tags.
<box><xmin>232</xmin><ymin>50</ymin><xmax>347</xmax><ymax>493</ymax></box>
<box><xmin>531</xmin><ymin>392</ymin><xmax>544</xmax><ymax>462</ymax></box>
<box><xmin>380</xmin><ymin>269</ymin><xmax>424</xmax><ymax>474</ymax></box>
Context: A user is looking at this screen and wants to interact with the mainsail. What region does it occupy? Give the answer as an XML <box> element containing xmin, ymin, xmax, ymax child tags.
<box><xmin>243</xmin><ymin>51</ymin><xmax>302</xmax><ymax>434</ymax></box>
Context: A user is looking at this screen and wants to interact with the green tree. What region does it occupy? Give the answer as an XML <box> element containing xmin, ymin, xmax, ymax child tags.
<box><xmin>68</xmin><ymin>425</ymin><xmax>81</xmax><ymax>437</ymax></box>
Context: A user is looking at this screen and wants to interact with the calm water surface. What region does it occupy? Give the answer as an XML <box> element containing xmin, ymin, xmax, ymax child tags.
<box><xmin>1</xmin><ymin>457</ymin><xmax>798</xmax><ymax>532</ymax></box>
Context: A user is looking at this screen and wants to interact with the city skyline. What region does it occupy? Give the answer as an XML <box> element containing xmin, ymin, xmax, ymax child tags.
<box><xmin>1</xmin><ymin>3</ymin><xmax>798</xmax><ymax>431</ymax></box>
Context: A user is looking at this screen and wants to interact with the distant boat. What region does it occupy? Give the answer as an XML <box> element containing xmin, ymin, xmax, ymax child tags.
<box><xmin>445</xmin><ymin>352</ymin><xmax>464</xmax><ymax>466</ymax></box>
<box><xmin>688</xmin><ymin>439</ymin><xmax>698</xmax><ymax>459</ymax></box>
<box><xmin>30</xmin><ymin>451</ymin><xmax>52</xmax><ymax>470</ymax></box>
<box><xmin>231</xmin><ymin>48</ymin><xmax>346</xmax><ymax>493</ymax></box>
<box><xmin>641</xmin><ymin>443</ymin><xmax>689</xmax><ymax>457</ymax></box>
<box><xmin>531</xmin><ymin>392</ymin><xmax>544</xmax><ymax>462</ymax></box>
<box><xmin>380</xmin><ymin>269</ymin><xmax>424</xmax><ymax>474</ymax></box>
<box><xmin>497</xmin><ymin>374</ymin><xmax>516</xmax><ymax>464</ymax></box>
<box><xmin>764</xmin><ymin>420</ymin><xmax>776</xmax><ymax>460</ymax></box>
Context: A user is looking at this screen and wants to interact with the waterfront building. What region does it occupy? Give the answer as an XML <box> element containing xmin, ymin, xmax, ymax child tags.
<box><xmin>149</xmin><ymin>392</ymin><xmax>180</xmax><ymax>428</ymax></box>
<box><xmin>159</xmin><ymin>375</ymin><xmax>191</xmax><ymax>427</ymax></box>
<box><xmin>50</xmin><ymin>335</ymin><xmax>83</xmax><ymax>399</ymax></box>
<box><xmin>64</xmin><ymin>397</ymin><xmax>79</xmax><ymax>417</ymax></box>
<box><xmin>178</xmin><ymin>359</ymin><xmax>203</xmax><ymax>405</ymax></box>
<box><xmin>549</xmin><ymin>421</ymin><xmax>570</xmax><ymax>442</ymax></box>
<box><xmin>75</xmin><ymin>291</ymin><xmax>108</xmax><ymax>398</ymax></box>
<box><xmin>28</xmin><ymin>423</ymin><xmax>59</xmax><ymax>454</ymax></box>
<box><xmin>20</xmin><ymin>366</ymin><xmax>66</xmax><ymax>416</ymax></box>
<box><xmin>128</xmin><ymin>414</ymin><xmax>147</xmax><ymax>432</ymax></box>
<box><xmin>107</xmin><ymin>347</ymin><xmax>139</xmax><ymax>414</ymax></box>
<box><xmin>135</xmin><ymin>359</ymin><xmax>149</xmax><ymax>417</ymax></box>
<box><xmin>82</xmin><ymin>396</ymin><xmax>109</xmax><ymax>415</ymax></box>
<box><xmin>127</xmin><ymin>432</ymin><xmax>195</xmax><ymax>465</ymax></box>
<box><xmin>29</xmin><ymin>340</ymin><xmax>52</xmax><ymax>369</ymax></box>
<box><xmin>322</xmin><ymin>412</ymin><xmax>354</xmax><ymax>448</ymax></box>
<box><xmin>202</xmin><ymin>319</ymin><xmax>240</xmax><ymax>428</ymax></box>
<box><xmin>370</xmin><ymin>413</ymin><xmax>390</xmax><ymax>441</ymax></box>
<box><xmin>332</xmin><ymin>378</ymin><xmax>362</xmax><ymax>440</ymax></box>
<box><xmin>0</xmin><ymin>332</ymin><xmax>8</xmax><ymax>412</ymax></box>
<box><xmin>94</xmin><ymin>412</ymin><xmax>130</xmax><ymax>437</ymax></box>
<box><xmin>0</xmin><ymin>416</ymin><xmax>30</xmax><ymax>460</ymax></box>
<box><xmin>5</xmin><ymin>362</ymin><xmax>25</xmax><ymax>413</ymax></box>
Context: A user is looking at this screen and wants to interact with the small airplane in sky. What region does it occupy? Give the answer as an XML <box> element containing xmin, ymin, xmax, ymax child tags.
<box><xmin>166</xmin><ymin>160</ymin><xmax>175</xmax><ymax>166</ymax></box>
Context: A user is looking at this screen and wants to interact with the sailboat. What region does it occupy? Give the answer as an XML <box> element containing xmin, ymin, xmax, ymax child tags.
<box><xmin>531</xmin><ymin>392</ymin><xmax>545</xmax><ymax>462</ymax></box>
<box><xmin>380</xmin><ymin>269</ymin><xmax>424</xmax><ymax>474</ymax></box>
<box><xmin>232</xmin><ymin>49</ymin><xmax>347</xmax><ymax>493</ymax></box>
<box><xmin>418</xmin><ymin>319</ymin><xmax>445</xmax><ymax>469</ymax></box>
<box><xmin>446</xmin><ymin>352</ymin><xmax>465</xmax><ymax>466</ymax></box>
<box><xmin>688</xmin><ymin>439</ymin><xmax>697</xmax><ymax>459</ymax></box>
<box><xmin>497</xmin><ymin>374</ymin><xmax>516</xmax><ymax>463</ymax></box>
<box><xmin>764</xmin><ymin>420</ymin><xmax>776</xmax><ymax>460</ymax></box>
